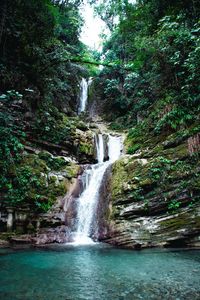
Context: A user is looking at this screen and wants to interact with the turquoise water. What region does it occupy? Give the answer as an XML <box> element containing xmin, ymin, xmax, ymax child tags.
<box><xmin>0</xmin><ymin>244</ymin><xmax>200</xmax><ymax>300</ymax></box>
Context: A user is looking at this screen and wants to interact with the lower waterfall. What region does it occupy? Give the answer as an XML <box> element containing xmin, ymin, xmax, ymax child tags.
<box><xmin>73</xmin><ymin>134</ymin><xmax>122</xmax><ymax>244</ymax></box>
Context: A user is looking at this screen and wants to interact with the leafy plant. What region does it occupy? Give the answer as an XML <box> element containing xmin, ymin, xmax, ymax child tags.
<box><xmin>168</xmin><ymin>199</ymin><xmax>181</xmax><ymax>212</ymax></box>
<box><xmin>127</xmin><ymin>144</ymin><xmax>141</xmax><ymax>154</ymax></box>
<box><xmin>33</xmin><ymin>102</ymin><xmax>74</xmax><ymax>144</ymax></box>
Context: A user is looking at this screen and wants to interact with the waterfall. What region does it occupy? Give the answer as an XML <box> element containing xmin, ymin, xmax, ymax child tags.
<box><xmin>73</xmin><ymin>134</ymin><xmax>122</xmax><ymax>244</ymax></box>
<box><xmin>78</xmin><ymin>77</ymin><xmax>92</xmax><ymax>114</ymax></box>
<box><xmin>95</xmin><ymin>134</ymin><xmax>104</xmax><ymax>163</ymax></box>
<box><xmin>78</xmin><ymin>78</ymin><xmax>88</xmax><ymax>114</ymax></box>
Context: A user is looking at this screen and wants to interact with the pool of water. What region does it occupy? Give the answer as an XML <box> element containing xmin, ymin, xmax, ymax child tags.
<box><xmin>0</xmin><ymin>244</ymin><xmax>199</xmax><ymax>300</ymax></box>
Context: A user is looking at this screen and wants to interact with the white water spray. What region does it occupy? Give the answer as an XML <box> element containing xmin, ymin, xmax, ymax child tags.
<box><xmin>73</xmin><ymin>134</ymin><xmax>122</xmax><ymax>244</ymax></box>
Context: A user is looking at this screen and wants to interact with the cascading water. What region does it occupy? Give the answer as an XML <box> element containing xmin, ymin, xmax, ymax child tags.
<box><xmin>78</xmin><ymin>78</ymin><xmax>88</xmax><ymax>114</ymax></box>
<box><xmin>78</xmin><ymin>77</ymin><xmax>92</xmax><ymax>114</ymax></box>
<box><xmin>95</xmin><ymin>134</ymin><xmax>104</xmax><ymax>163</ymax></box>
<box><xmin>73</xmin><ymin>134</ymin><xmax>122</xmax><ymax>244</ymax></box>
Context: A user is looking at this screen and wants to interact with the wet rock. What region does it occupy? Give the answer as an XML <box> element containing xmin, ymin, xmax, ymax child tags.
<box><xmin>9</xmin><ymin>235</ymin><xmax>34</xmax><ymax>244</ymax></box>
<box><xmin>74</xmin><ymin>128</ymin><xmax>96</xmax><ymax>163</ymax></box>
<box><xmin>34</xmin><ymin>226</ymin><xmax>70</xmax><ymax>244</ymax></box>
<box><xmin>8</xmin><ymin>228</ymin><xmax>69</xmax><ymax>246</ymax></box>
<box><xmin>0</xmin><ymin>239</ymin><xmax>10</xmax><ymax>247</ymax></box>
<box><xmin>97</xmin><ymin>151</ymin><xmax>200</xmax><ymax>249</ymax></box>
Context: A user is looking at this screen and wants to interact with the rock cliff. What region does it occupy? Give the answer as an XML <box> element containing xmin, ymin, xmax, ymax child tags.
<box><xmin>98</xmin><ymin>128</ymin><xmax>200</xmax><ymax>249</ymax></box>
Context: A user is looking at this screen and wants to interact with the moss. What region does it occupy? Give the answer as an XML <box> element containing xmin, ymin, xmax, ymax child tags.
<box><xmin>22</xmin><ymin>154</ymin><xmax>48</xmax><ymax>172</ymax></box>
<box><xmin>140</xmin><ymin>178</ymin><xmax>154</xmax><ymax>187</ymax></box>
<box><xmin>148</xmin><ymin>145</ymin><xmax>164</xmax><ymax>157</ymax></box>
<box><xmin>65</xmin><ymin>164</ymin><xmax>80</xmax><ymax>179</ymax></box>
<box><xmin>160</xmin><ymin>212</ymin><xmax>199</xmax><ymax>231</ymax></box>
<box><xmin>127</xmin><ymin>144</ymin><xmax>141</xmax><ymax>154</ymax></box>
<box><xmin>111</xmin><ymin>159</ymin><xmax>129</xmax><ymax>198</ymax></box>
<box><xmin>163</xmin><ymin>143</ymin><xmax>188</xmax><ymax>160</ymax></box>
<box><xmin>110</xmin><ymin>145</ymin><xmax>200</xmax><ymax>225</ymax></box>
<box><xmin>79</xmin><ymin>142</ymin><xmax>93</xmax><ymax>156</ymax></box>
<box><xmin>191</xmin><ymin>177</ymin><xmax>200</xmax><ymax>190</ymax></box>
<box><xmin>48</xmin><ymin>175</ymin><xmax>58</xmax><ymax>184</ymax></box>
<box><xmin>38</xmin><ymin>151</ymin><xmax>69</xmax><ymax>170</ymax></box>
<box><xmin>0</xmin><ymin>232</ymin><xmax>19</xmax><ymax>241</ymax></box>
<box><xmin>125</xmin><ymin>159</ymin><xmax>145</xmax><ymax>173</ymax></box>
<box><xmin>48</xmin><ymin>181</ymin><xmax>67</xmax><ymax>196</ymax></box>
<box><xmin>77</xmin><ymin>121</ymin><xmax>88</xmax><ymax>131</ymax></box>
<box><xmin>3</xmin><ymin>150</ymin><xmax>79</xmax><ymax>212</ymax></box>
<box><xmin>14</xmin><ymin>152</ymin><xmax>80</xmax><ymax>212</ymax></box>
<box><xmin>111</xmin><ymin>157</ymin><xmax>155</xmax><ymax>201</ymax></box>
<box><xmin>26</xmin><ymin>223</ymin><xmax>36</xmax><ymax>233</ymax></box>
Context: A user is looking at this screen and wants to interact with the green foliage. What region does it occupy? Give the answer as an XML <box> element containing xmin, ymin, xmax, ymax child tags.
<box><xmin>0</xmin><ymin>91</ymin><xmax>71</xmax><ymax>213</ymax></box>
<box><xmin>127</xmin><ymin>144</ymin><xmax>141</xmax><ymax>154</ymax></box>
<box><xmin>94</xmin><ymin>0</ymin><xmax>200</xmax><ymax>132</ymax></box>
<box><xmin>0</xmin><ymin>90</ymin><xmax>25</xmax><ymax>193</ymax></box>
<box><xmin>1</xmin><ymin>0</ymin><xmax>200</xmax><ymax>218</ymax></box>
<box><xmin>168</xmin><ymin>199</ymin><xmax>181</xmax><ymax>212</ymax></box>
<box><xmin>154</xmin><ymin>106</ymin><xmax>194</xmax><ymax>133</ymax></box>
<box><xmin>144</xmin><ymin>199</ymin><xmax>149</xmax><ymax>212</ymax></box>
<box><xmin>0</xmin><ymin>0</ymin><xmax>87</xmax><ymax>112</ymax></box>
<box><xmin>0</xmin><ymin>93</ymin><xmax>55</xmax><ymax>212</ymax></box>
<box><xmin>130</xmin><ymin>188</ymin><xmax>144</xmax><ymax>202</ymax></box>
<box><xmin>1</xmin><ymin>150</ymin><xmax>67</xmax><ymax>212</ymax></box>
<box><xmin>33</xmin><ymin>101</ymin><xmax>74</xmax><ymax>143</ymax></box>
<box><xmin>38</xmin><ymin>151</ymin><xmax>68</xmax><ymax>171</ymax></box>
<box><xmin>0</xmin><ymin>90</ymin><xmax>23</xmax><ymax>103</ymax></box>
<box><xmin>147</xmin><ymin>156</ymin><xmax>182</xmax><ymax>182</ymax></box>
<box><xmin>128</xmin><ymin>122</ymin><xmax>147</xmax><ymax>140</ymax></box>
<box><xmin>0</xmin><ymin>0</ymin><xmax>93</xmax><ymax>214</ymax></box>
<box><xmin>109</xmin><ymin>122</ymin><xmax>124</xmax><ymax>131</ymax></box>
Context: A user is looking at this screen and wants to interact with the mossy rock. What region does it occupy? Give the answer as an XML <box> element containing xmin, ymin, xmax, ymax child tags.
<box><xmin>22</xmin><ymin>154</ymin><xmax>48</xmax><ymax>172</ymax></box>
<box><xmin>77</xmin><ymin>121</ymin><xmax>88</xmax><ymax>131</ymax></box>
<box><xmin>163</xmin><ymin>143</ymin><xmax>188</xmax><ymax>160</ymax></box>
<box><xmin>160</xmin><ymin>210</ymin><xmax>200</xmax><ymax>231</ymax></box>
<box><xmin>50</xmin><ymin>181</ymin><xmax>67</xmax><ymax>195</ymax></box>
<box><xmin>191</xmin><ymin>177</ymin><xmax>200</xmax><ymax>191</ymax></box>
<box><xmin>38</xmin><ymin>151</ymin><xmax>52</xmax><ymax>161</ymax></box>
<box><xmin>124</xmin><ymin>159</ymin><xmax>147</xmax><ymax>173</ymax></box>
<box><xmin>26</xmin><ymin>222</ymin><xmax>36</xmax><ymax>233</ymax></box>
<box><xmin>79</xmin><ymin>142</ymin><xmax>94</xmax><ymax>156</ymax></box>
<box><xmin>111</xmin><ymin>159</ymin><xmax>130</xmax><ymax>198</ymax></box>
<box><xmin>140</xmin><ymin>178</ymin><xmax>154</xmax><ymax>187</ymax></box>
<box><xmin>48</xmin><ymin>175</ymin><xmax>58</xmax><ymax>184</ymax></box>
<box><xmin>65</xmin><ymin>164</ymin><xmax>80</xmax><ymax>179</ymax></box>
<box><xmin>38</xmin><ymin>151</ymin><xmax>69</xmax><ymax>170</ymax></box>
<box><xmin>127</xmin><ymin>144</ymin><xmax>141</xmax><ymax>154</ymax></box>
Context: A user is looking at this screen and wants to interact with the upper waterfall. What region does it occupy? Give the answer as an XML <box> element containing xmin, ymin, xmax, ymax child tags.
<box><xmin>78</xmin><ymin>77</ymin><xmax>92</xmax><ymax>114</ymax></box>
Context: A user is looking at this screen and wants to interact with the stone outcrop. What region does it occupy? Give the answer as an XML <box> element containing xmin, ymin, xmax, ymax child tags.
<box><xmin>0</xmin><ymin>148</ymin><xmax>82</xmax><ymax>246</ymax></box>
<box><xmin>97</xmin><ymin>136</ymin><xmax>200</xmax><ymax>249</ymax></box>
<box><xmin>74</xmin><ymin>127</ymin><xmax>96</xmax><ymax>163</ymax></box>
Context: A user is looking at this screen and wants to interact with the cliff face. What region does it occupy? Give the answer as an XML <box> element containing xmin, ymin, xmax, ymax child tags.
<box><xmin>0</xmin><ymin>122</ymin><xmax>97</xmax><ymax>244</ymax></box>
<box><xmin>99</xmin><ymin>128</ymin><xmax>200</xmax><ymax>249</ymax></box>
